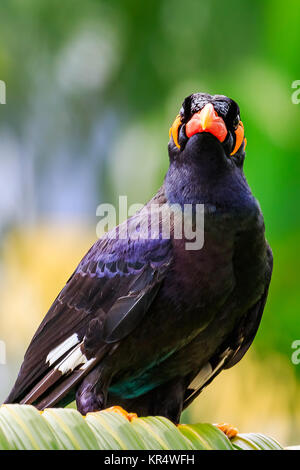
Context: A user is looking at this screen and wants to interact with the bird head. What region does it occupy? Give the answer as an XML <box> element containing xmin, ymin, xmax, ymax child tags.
<box><xmin>168</xmin><ymin>93</ymin><xmax>247</xmax><ymax>169</ymax></box>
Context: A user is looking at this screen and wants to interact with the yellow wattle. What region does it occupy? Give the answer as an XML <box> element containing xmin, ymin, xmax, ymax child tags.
<box><xmin>169</xmin><ymin>114</ymin><xmax>181</xmax><ymax>149</ymax></box>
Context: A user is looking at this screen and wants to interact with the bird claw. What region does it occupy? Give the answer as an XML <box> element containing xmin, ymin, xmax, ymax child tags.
<box><xmin>215</xmin><ymin>422</ymin><xmax>238</xmax><ymax>439</ymax></box>
<box><xmin>106</xmin><ymin>405</ymin><xmax>137</xmax><ymax>421</ymax></box>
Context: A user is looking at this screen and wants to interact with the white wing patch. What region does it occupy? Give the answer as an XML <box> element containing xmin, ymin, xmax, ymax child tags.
<box><xmin>46</xmin><ymin>333</ymin><xmax>79</xmax><ymax>366</ymax></box>
<box><xmin>79</xmin><ymin>357</ymin><xmax>96</xmax><ymax>371</ymax></box>
<box><xmin>46</xmin><ymin>334</ymin><xmax>98</xmax><ymax>377</ymax></box>
<box><xmin>187</xmin><ymin>348</ymin><xmax>232</xmax><ymax>402</ymax></box>
<box><xmin>189</xmin><ymin>363</ymin><xmax>213</xmax><ymax>390</ymax></box>
<box><xmin>56</xmin><ymin>343</ymin><xmax>88</xmax><ymax>374</ymax></box>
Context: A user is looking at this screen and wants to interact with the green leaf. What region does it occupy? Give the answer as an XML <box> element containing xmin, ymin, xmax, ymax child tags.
<box><xmin>232</xmin><ymin>433</ymin><xmax>283</xmax><ymax>450</ymax></box>
<box><xmin>178</xmin><ymin>423</ymin><xmax>234</xmax><ymax>450</ymax></box>
<box><xmin>0</xmin><ymin>404</ymin><xmax>60</xmax><ymax>450</ymax></box>
<box><xmin>42</xmin><ymin>408</ymin><xmax>100</xmax><ymax>450</ymax></box>
<box><xmin>131</xmin><ymin>416</ymin><xmax>192</xmax><ymax>450</ymax></box>
<box><xmin>0</xmin><ymin>404</ymin><xmax>287</xmax><ymax>450</ymax></box>
<box><xmin>86</xmin><ymin>411</ymin><xmax>145</xmax><ymax>450</ymax></box>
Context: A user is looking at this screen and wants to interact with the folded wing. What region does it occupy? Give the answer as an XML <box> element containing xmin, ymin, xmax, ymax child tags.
<box><xmin>5</xmin><ymin>229</ymin><xmax>172</xmax><ymax>408</ymax></box>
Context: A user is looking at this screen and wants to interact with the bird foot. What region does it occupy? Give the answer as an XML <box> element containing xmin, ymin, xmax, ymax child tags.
<box><xmin>215</xmin><ymin>422</ymin><xmax>238</xmax><ymax>439</ymax></box>
<box><xmin>106</xmin><ymin>405</ymin><xmax>137</xmax><ymax>421</ymax></box>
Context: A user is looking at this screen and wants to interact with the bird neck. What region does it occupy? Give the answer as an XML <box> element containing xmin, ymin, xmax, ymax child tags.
<box><xmin>165</xmin><ymin>159</ymin><xmax>222</xmax><ymax>207</ymax></box>
<box><xmin>164</xmin><ymin>158</ymin><xmax>252</xmax><ymax>213</ymax></box>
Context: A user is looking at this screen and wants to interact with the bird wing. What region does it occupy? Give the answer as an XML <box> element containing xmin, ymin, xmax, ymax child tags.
<box><xmin>184</xmin><ymin>245</ymin><xmax>273</xmax><ymax>408</ymax></box>
<box><xmin>224</xmin><ymin>245</ymin><xmax>273</xmax><ymax>370</ymax></box>
<box><xmin>6</xmin><ymin>213</ymin><xmax>173</xmax><ymax>407</ymax></box>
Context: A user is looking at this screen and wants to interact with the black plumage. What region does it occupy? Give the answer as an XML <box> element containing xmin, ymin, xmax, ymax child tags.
<box><xmin>5</xmin><ymin>93</ymin><xmax>272</xmax><ymax>423</ymax></box>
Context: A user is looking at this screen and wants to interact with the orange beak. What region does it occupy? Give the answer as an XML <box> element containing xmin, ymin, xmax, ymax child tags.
<box><xmin>185</xmin><ymin>103</ymin><xmax>227</xmax><ymax>143</ymax></box>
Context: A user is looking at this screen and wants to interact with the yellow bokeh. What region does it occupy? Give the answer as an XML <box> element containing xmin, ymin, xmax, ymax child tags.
<box><xmin>0</xmin><ymin>224</ymin><xmax>95</xmax><ymax>356</ymax></box>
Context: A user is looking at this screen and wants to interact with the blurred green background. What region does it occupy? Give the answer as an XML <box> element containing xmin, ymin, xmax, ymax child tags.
<box><xmin>0</xmin><ymin>0</ymin><xmax>300</xmax><ymax>447</ymax></box>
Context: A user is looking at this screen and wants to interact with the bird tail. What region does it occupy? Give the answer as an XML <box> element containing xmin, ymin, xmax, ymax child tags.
<box><xmin>5</xmin><ymin>343</ymin><xmax>111</xmax><ymax>410</ymax></box>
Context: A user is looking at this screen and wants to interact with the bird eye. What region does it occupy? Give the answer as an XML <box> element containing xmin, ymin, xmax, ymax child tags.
<box><xmin>233</xmin><ymin>115</ymin><xmax>240</xmax><ymax>130</ymax></box>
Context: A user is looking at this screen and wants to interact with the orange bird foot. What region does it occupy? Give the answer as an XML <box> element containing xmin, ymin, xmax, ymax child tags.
<box><xmin>215</xmin><ymin>422</ymin><xmax>238</xmax><ymax>439</ymax></box>
<box><xmin>105</xmin><ymin>406</ymin><xmax>137</xmax><ymax>422</ymax></box>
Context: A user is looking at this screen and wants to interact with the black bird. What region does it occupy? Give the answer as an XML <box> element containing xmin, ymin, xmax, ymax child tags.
<box><xmin>6</xmin><ymin>93</ymin><xmax>272</xmax><ymax>426</ymax></box>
